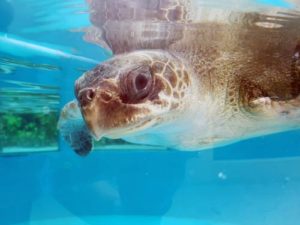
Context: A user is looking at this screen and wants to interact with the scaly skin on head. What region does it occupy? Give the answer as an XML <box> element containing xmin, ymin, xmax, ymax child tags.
<box><xmin>75</xmin><ymin>50</ymin><xmax>196</xmax><ymax>140</ymax></box>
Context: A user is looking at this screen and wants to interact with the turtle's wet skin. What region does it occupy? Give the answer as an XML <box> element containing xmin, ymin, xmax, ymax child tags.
<box><xmin>58</xmin><ymin>0</ymin><xmax>300</xmax><ymax>156</ymax></box>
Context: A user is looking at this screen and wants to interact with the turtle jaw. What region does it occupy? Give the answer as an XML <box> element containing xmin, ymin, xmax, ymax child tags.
<box><xmin>82</xmin><ymin>106</ymin><xmax>158</xmax><ymax>141</ymax></box>
<box><xmin>79</xmin><ymin>89</ymin><xmax>158</xmax><ymax>141</ymax></box>
<box><xmin>79</xmin><ymin>101</ymin><xmax>104</xmax><ymax>141</ymax></box>
<box><xmin>102</xmin><ymin>116</ymin><xmax>158</xmax><ymax>139</ymax></box>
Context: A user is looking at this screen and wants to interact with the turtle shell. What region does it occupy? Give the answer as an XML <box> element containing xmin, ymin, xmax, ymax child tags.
<box><xmin>84</xmin><ymin>0</ymin><xmax>189</xmax><ymax>54</ymax></box>
<box><xmin>84</xmin><ymin>0</ymin><xmax>300</xmax><ymax>104</ymax></box>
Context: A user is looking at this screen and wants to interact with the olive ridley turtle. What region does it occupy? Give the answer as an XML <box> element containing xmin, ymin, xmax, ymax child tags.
<box><xmin>58</xmin><ymin>0</ymin><xmax>300</xmax><ymax>156</ymax></box>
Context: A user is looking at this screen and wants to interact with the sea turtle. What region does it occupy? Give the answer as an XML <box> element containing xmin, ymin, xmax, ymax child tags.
<box><xmin>58</xmin><ymin>0</ymin><xmax>300</xmax><ymax>156</ymax></box>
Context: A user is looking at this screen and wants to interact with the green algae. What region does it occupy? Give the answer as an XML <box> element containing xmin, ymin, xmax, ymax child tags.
<box><xmin>0</xmin><ymin>112</ymin><xmax>58</xmax><ymax>148</ymax></box>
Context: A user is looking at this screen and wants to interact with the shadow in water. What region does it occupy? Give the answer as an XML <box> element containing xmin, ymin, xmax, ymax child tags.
<box><xmin>0</xmin><ymin>141</ymin><xmax>196</xmax><ymax>225</ymax></box>
<box><xmin>51</xmin><ymin>144</ymin><xmax>196</xmax><ymax>217</ymax></box>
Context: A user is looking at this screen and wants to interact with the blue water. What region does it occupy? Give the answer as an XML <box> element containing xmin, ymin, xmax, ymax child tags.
<box><xmin>1</xmin><ymin>0</ymin><xmax>300</xmax><ymax>225</ymax></box>
<box><xmin>1</xmin><ymin>134</ymin><xmax>300</xmax><ymax>225</ymax></box>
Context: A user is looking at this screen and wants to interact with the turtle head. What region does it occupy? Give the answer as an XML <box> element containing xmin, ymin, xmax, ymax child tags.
<box><xmin>75</xmin><ymin>50</ymin><xmax>194</xmax><ymax>140</ymax></box>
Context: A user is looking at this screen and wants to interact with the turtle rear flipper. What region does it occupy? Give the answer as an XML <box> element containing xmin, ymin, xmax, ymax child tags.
<box><xmin>58</xmin><ymin>100</ymin><xmax>93</xmax><ymax>156</ymax></box>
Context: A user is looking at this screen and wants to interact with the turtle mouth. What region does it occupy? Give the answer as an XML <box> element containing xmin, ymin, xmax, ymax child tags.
<box><xmin>86</xmin><ymin>114</ymin><xmax>157</xmax><ymax>141</ymax></box>
<box><xmin>104</xmin><ymin>118</ymin><xmax>157</xmax><ymax>139</ymax></box>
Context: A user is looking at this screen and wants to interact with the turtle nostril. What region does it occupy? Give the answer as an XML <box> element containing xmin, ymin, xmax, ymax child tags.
<box><xmin>86</xmin><ymin>89</ymin><xmax>95</xmax><ymax>101</ymax></box>
<box><xmin>78</xmin><ymin>88</ymin><xmax>95</xmax><ymax>106</ymax></box>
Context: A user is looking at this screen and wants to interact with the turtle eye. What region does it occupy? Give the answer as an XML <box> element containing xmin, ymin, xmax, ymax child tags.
<box><xmin>135</xmin><ymin>74</ymin><xmax>149</xmax><ymax>90</ymax></box>
<box><xmin>121</xmin><ymin>66</ymin><xmax>153</xmax><ymax>103</ymax></box>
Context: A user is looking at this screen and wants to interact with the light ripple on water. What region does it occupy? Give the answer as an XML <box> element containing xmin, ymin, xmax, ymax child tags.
<box><xmin>0</xmin><ymin>80</ymin><xmax>60</xmax><ymax>113</ymax></box>
<box><xmin>0</xmin><ymin>56</ymin><xmax>60</xmax><ymax>73</ymax></box>
<box><xmin>2</xmin><ymin>80</ymin><xmax>60</xmax><ymax>91</ymax></box>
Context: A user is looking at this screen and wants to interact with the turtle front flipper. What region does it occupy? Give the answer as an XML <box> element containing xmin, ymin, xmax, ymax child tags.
<box><xmin>245</xmin><ymin>44</ymin><xmax>300</xmax><ymax>121</ymax></box>
<box><xmin>291</xmin><ymin>43</ymin><xmax>300</xmax><ymax>97</ymax></box>
<box><xmin>250</xmin><ymin>96</ymin><xmax>300</xmax><ymax>119</ymax></box>
<box><xmin>57</xmin><ymin>100</ymin><xmax>93</xmax><ymax>156</ymax></box>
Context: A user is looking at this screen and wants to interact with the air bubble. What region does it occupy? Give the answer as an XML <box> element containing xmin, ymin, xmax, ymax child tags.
<box><xmin>218</xmin><ymin>172</ymin><xmax>227</xmax><ymax>180</ymax></box>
